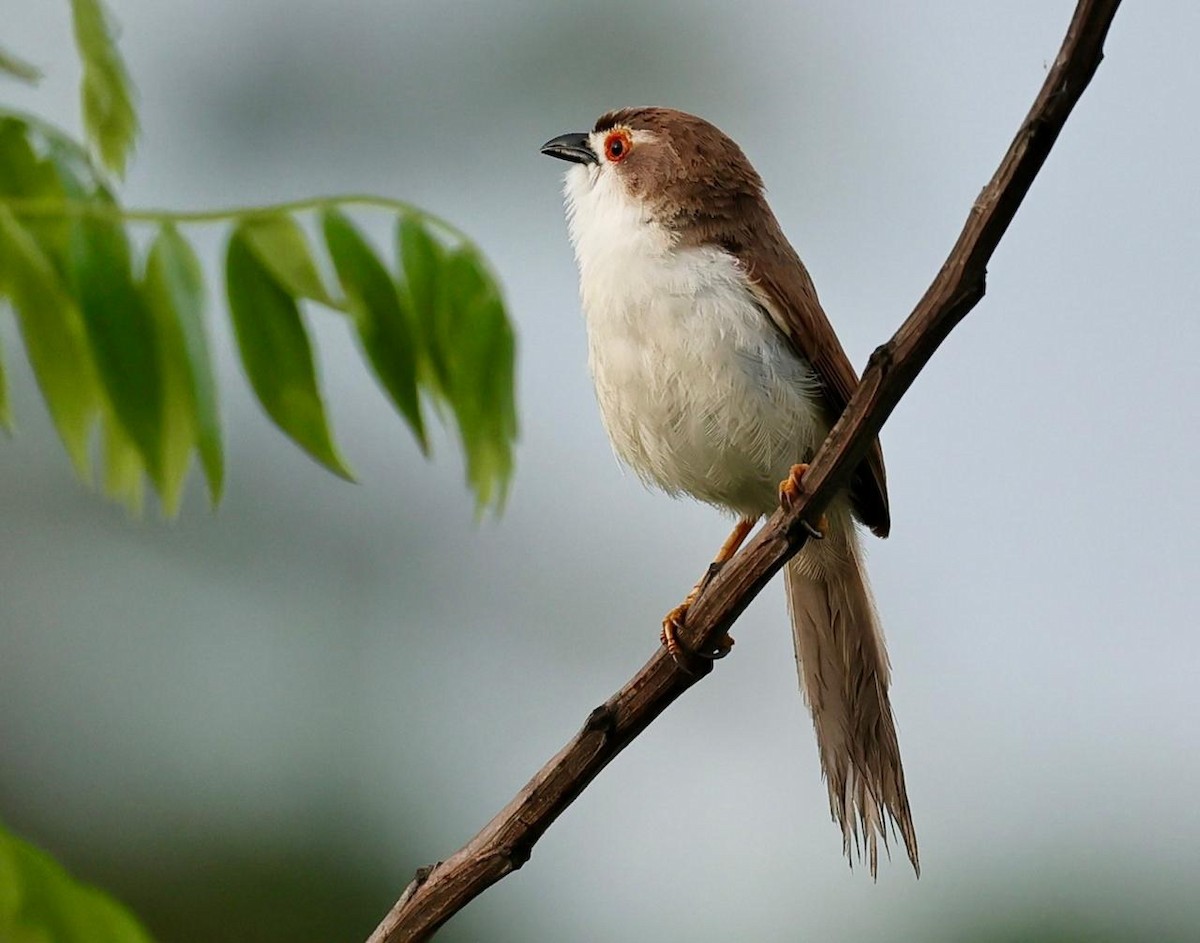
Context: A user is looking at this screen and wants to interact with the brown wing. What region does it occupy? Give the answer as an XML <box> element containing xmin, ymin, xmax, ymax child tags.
<box><xmin>730</xmin><ymin>226</ymin><xmax>891</xmax><ymax>538</ymax></box>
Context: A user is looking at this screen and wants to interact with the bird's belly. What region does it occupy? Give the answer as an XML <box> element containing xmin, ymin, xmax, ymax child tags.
<box><xmin>585</xmin><ymin>282</ymin><xmax>828</xmax><ymax>517</ymax></box>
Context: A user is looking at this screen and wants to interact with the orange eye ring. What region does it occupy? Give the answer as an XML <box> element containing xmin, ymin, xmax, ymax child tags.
<box><xmin>604</xmin><ymin>130</ymin><xmax>632</xmax><ymax>162</ymax></box>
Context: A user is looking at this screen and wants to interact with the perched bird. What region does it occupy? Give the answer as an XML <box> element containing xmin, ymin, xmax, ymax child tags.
<box><xmin>541</xmin><ymin>107</ymin><xmax>917</xmax><ymax>875</ymax></box>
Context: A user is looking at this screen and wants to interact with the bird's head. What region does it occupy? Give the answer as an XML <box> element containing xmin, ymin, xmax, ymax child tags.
<box><xmin>541</xmin><ymin>107</ymin><xmax>766</xmax><ymax>253</ymax></box>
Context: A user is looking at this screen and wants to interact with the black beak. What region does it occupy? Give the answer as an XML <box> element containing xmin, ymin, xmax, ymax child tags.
<box><xmin>540</xmin><ymin>132</ymin><xmax>597</xmax><ymax>165</ymax></box>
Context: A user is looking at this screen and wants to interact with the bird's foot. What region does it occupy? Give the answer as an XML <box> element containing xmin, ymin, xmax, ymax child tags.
<box><xmin>778</xmin><ymin>463</ymin><xmax>828</xmax><ymax>539</ymax></box>
<box><xmin>661</xmin><ymin>602</ymin><xmax>734</xmax><ymax>669</ymax></box>
<box><xmin>659</xmin><ymin>516</ymin><xmax>756</xmax><ymax>670</ymax></box>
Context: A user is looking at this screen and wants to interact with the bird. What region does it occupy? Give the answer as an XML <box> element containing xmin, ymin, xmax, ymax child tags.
<box><xmin>540</xmin><ymin>107</ymin><xmax>917</xmax><ymax>876</ymax></box>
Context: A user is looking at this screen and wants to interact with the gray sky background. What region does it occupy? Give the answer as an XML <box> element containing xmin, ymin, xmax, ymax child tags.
<box><xmin>2</xmin><ymin>2</ymin><xmax>1198</xmax><ymax>941</ymax></box>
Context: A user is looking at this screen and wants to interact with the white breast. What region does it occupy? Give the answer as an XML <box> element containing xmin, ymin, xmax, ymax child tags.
<box><xmin>563</xmin><ymin>164</ymin><xmax>828</xmax><ymax>517</ymax></box>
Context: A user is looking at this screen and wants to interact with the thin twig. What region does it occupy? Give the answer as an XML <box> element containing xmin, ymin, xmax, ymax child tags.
<box><xmin>367</xmin><ymin>1</ymin><xmax>1122</xmax><ymax>939</ymax></box>
<box><xmin>2</xmin><ymin>192</ymin><xmax>476</xmax><ymax>246</ymax></box>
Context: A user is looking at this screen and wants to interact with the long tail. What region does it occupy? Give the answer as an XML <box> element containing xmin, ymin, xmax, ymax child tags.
<box><xmin>784</xmin><ymin>515</ymin><xmax>918</xmax><ymax>876</ymax></box>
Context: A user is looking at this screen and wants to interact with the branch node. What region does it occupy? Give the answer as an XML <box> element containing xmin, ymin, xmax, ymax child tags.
<box><xmin>499</xmin><ymin>841</ymin><xmax>533</xmax><ymax>871</ymax></box>
<box><xmin>964</xmin><ymin>271</ymin><xmax>987</xmax><ymax>306</ymax></box>
<box><xmin>867</xmin><ymin>341</ymin><xmax>895</xmax><ymax>374</ymax></box>
<box><xmin>392</xmin><ymin>861</ymin><xmax>438</xmax><ymax>911</ymax></box>
<box><xmin>584</xmin><ymin>703</ymin><xmax>618</xmax><ymax>740</ymax></box>
<box><xmin>412</xmin><ymin>863</ymin><xmax>436</xmax><ymax>888</ymax></box>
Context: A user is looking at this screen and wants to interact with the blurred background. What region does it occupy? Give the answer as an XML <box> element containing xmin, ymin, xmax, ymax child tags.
<box><xmin>3</xmin><ymin>1</ymin><xmax>1199</xmax><ymax>940</ymax></box>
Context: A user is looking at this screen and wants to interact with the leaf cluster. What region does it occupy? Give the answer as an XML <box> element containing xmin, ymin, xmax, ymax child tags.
<box><xmin>0</xmin><ymin>1</ymin><xmax>517</xmax><ymax>514</ymax></box>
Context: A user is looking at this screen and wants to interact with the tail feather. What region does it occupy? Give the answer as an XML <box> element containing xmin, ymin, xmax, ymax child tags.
<box><xmin>784</xmin><ymin>519</ymin><xmax>918</xmax><ymax>876</ymax></box>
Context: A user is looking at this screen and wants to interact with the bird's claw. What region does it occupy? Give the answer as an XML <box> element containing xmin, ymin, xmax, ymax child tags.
<box><xmin>779</xmin><ymin>463</ymin><xmax>827</xmax><ymax>539</ymax></box>
<box><xmin>661</xmin><ymin>604</ymin><xmax>734</xmax><ymax>670</ymax></box>
<box><xmin>660</xmin><ymin>605</ymin><xmax>688</xmax><ymax>659</ymax></box>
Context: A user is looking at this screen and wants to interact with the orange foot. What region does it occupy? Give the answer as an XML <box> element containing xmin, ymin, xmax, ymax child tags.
<box><xmin>778</xmin><ymin>463</ymin><xmax>828</xmax><ymax>539</ymax></box>
<box><xmin>661</xmin><ymin>603</ymin><xmax>734</xmax><ymax>666</ymax></box>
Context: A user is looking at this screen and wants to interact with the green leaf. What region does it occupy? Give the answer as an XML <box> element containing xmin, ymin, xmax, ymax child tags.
<box><xmin>0</xmin><ymin>47</ymin><xmax>42</xmax><ymax>85</ymax></box>
<box><xmin>70</xmin><ymin>0</ymin><xmax>138</xmax><ymax>178</ymax></box>
<box><xmin>396</xmin><ymin>216</ymin><xmax>517</xmax><ymax>510</ymax></box>
<box><xmin>0</xmin><ymin>206</ymin><xmax>100</xmax><ymax>477</ymax></box>
<box><xmin>0</xmin><ymin>821</ymin><xmax>154</xmax><ymax>943</ymax></box>
<box><xmin>0</xmin><ymin>119</ymin><xmax>49</xmax><ymax>197</ymax></box>
<box><xmin>241</xmin><ymin>213</ymin><xmax>336</xmax><ymax>307</ymax></box>
<box><xmin>144</xmin><ymin>225</ymin><xmax>223</xmax><ymax>505</ymax></box>
<box><xmin>478</xmin><ymin>287</ymin><xmax>518</xmax><ymax>445</ymax></box>
<box><xmin>397</xmin><ymin>215</ymin><xmax>450</xmax><ymax>397</ymax></box>
<box><xmin>0</xmin><ymin>118</ymin><xmax>75</xmax><ymax>265</ymax></box>
<box><xmin>439</xmin><ymin>247</ymin><xmax>483</xmax><ymax>428</ymax></box>
<box><xmin>226</xmin><ymin>225</ymin><xmax>352</xmax><ymax>479</ymax></box>
<box><xmin>69</xmin><ymin>212</ymin><xmax>163</xmax><ymax>484</ymax></box>
<box><xmin>322</xmin><ymin>209</ymin><xmax>426</xmax><ymax>451</ymax></box>
<box><xmin>441</xmin><ymin>247</ymin><xmax>517</xmax><ymax>511</ymax></box>
<box><xmin>0</xmin><ymin>119</ymin><xmax>40</xmax><ymax>194</ymax></box>
<box><xmin>142</xmin><ymin>232</ymin><xmax>197</xmax><ymax>515</ymax></box>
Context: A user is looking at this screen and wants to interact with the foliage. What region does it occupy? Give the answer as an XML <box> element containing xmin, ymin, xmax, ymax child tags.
<box><xmin>0</xmin><ymin>0</ymin><xmax>517</xmax><ymax>517</ymax></box>
<box><xmin>0</xmin><ymin>820</ymin><xmax>154</xmax><ymax>943</ymax></box>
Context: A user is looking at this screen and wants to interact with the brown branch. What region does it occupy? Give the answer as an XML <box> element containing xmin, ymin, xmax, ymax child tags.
<box><xmin>367</xmin><ymin>2</ymin><xmax>1122</xmax><ymax>939</ymax></box>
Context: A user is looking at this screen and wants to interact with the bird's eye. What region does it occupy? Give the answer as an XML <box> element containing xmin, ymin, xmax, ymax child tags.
<box><xmin>604</xmin><ymin>130</ymin><xmax>632</xmax><ymax>162</ymax></box>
